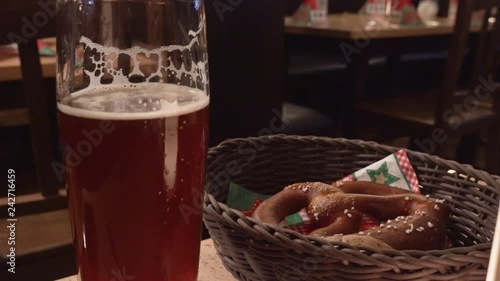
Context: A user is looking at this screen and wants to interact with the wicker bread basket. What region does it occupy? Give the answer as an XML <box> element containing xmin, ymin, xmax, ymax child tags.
<box><xmin>203</xmin><ymin>136</ymin><xmax>500</xmax><ymax>281</ymax></box>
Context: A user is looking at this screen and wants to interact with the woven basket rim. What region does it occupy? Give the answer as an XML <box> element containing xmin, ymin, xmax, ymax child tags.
<box><xmin>204</xmin><ymin>135</ymin><xmax>500</xmax><ymax>257</ymax></box>
<box><xmin>209</xmin><ymin>135</ymin><xmax>500</xmax><ymax>182</ymax></box>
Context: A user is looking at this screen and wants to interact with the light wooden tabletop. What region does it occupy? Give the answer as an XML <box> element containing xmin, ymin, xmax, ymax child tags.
<box><xmin>285</xmin><ymin>13</ymin><xmax>483</xmax><ymax>40</ymax></box>
<box><xmin>0</xmin><ymin>37</ymin><xmax>56</xmax><ymax>82</ymax></box>
<box><xmin>56</xmin><ymin>239</ymin><xmax>236</xmax><ymax>281</ymax></box>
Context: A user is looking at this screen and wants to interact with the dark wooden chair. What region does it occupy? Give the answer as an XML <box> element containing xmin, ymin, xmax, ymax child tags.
<box><xmin>0</xmin><ymin>1</ymin><xmax>75</xmax><ymax>280</ymax></box>
<box><xmin>0</xmin><ymin>0</ymin><xmax>61</xmax><ymax>199</ymax></box>
<box><xmin>355</xmin><ymin>0</ymin><xmax>500</xmax><ymax>174</ymax></box>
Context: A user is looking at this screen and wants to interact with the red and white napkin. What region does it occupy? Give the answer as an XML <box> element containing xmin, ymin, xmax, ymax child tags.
<box><xmin>390</xmin><ymin>0</ymin><xmax>423</xmax><ymax>25</ymax></box>
<box><xmin>291</xmin><ymin>0</ymin><xmax>328</xmax><ymax>25</ymax></box>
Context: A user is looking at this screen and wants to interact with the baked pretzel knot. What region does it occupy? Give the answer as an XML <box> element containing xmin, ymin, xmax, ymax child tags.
<box><xmin>253</xmin><ymin>182</ymin><xmax>449</xmax><ymax>250</ymax></box>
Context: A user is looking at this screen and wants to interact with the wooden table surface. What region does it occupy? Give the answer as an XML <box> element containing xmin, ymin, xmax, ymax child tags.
<box><xmin>0</xmin><ymin>14</ymin><xmax>477</xmax><ymax>82</ymax></box>
<box><xmin>56</xmin><ymin>239</ymin><xmax>236</xmax><ymax>281</ymax></box>
<box><xmin>285</xmin><ymin>13</ymin><xmax>484</xmax><ymax>39</ymax></box>
<box><xmin>0</xmin><ymin>37</ymin><xmax>56</xmax><ymax>82</ymax></box>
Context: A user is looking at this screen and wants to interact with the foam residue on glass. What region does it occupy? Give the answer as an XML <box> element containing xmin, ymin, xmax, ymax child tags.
<box><xmin>78</xmin><ymin>23</ymin><xmax>207</xmax><ymax>88</ymax></box>
<box><xmin>58</xmin><ymin>22</ymin><xmax>209</xmax><ymax>120</ymax></box>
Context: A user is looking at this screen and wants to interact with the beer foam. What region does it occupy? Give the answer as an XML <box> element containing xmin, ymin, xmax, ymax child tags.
<box><xmin>77</xmin><ymin>23</ymin><xmax>207</xmax><ymax>89</ymax></box>
<box><xmin>57</xmin><ymin>83</ymin><xmax>209</xmax><ymax>120</ymax></box>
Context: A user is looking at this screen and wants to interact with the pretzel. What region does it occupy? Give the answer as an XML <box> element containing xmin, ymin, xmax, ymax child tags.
<box><xmin>252</xmin><ymin>181</ymin><xmax>449</xmax><ymax>250</ymax></box>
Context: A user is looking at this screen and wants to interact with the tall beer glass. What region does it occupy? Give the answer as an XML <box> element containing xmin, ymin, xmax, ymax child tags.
<box><xmin>56</xmin><ymin>1</ymin><xmax>209</xmax><ymax>280</ymax></box>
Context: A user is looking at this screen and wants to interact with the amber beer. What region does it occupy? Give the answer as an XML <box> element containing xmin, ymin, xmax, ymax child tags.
<box><xmin>58</xmin><ymin>84</ymin><xmax>209</xmax><ymax>281</ymax></box>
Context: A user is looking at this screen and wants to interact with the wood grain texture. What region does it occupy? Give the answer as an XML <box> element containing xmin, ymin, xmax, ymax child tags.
<box><xmin>0</xmin><ymin>210</ymin><xmax>71</xmax><ymax>257</ymax></box>
<box><xmin>0</xmin><ymin>37</ymin><xmax>55</xmax><ymax>82</ymax></box>
<box><xmin>56</xmin><ymin>239</ymin><xmax>236</xmax><ymax>281</ymax></box>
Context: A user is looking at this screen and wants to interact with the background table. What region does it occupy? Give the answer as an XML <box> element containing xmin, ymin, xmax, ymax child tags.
<box><xmin>0</xmin><ymin>38</ymin><xmax>56</xmax><ymax>82</ymax></box>
<box><xmin>56</xmin><ymin>239</ymin><xmax>236</xmax><ymax>281</ymax></box>
<box><xmin>285</xmin><ymin>13</ymin><xmax>475</xmax><ymax>137</ymax></box>
<box><xmin>285</xmin><ymin>13</ymin><xmax>484</xmax><ymax>39</ymax></box>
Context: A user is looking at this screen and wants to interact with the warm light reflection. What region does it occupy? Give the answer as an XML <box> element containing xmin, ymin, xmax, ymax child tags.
<box><xmin>82</xmin><ymin>225</ymin><xmax>87</xmax><ymax>249</ymax></box>
<box><xmin>425</xmin><ymin>20</ymin><xmax>440</xmax><ymax>27</ymax></box>
<box><xmin>385</xmin><ymin>0</ymin><xmax>392</xmax><ymax>15</ymax></box>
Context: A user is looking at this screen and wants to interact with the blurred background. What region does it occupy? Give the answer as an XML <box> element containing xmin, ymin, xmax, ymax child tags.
<box><xmin>0</xmin><ymin>0</ymin><xmax>499</xmax><ymax>280</ymax></box>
